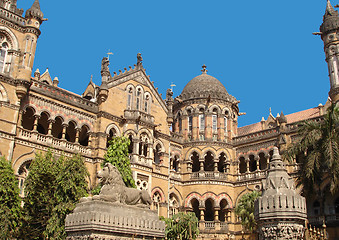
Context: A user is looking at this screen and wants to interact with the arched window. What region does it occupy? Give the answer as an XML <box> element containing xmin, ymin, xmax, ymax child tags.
<box><xmin>178</xmin><ymin>114</ymin><xmax>182</xmax><ymax>133</ymax></box>
<box><xmin>259</xmin><ymin>152</ymin><xmax>268</xmax><ymax>170</ymax></box>
<box><xmin>218</xmin><ymin>153</ymin><xmax>226</xmax><ymax>172</ymax></box>
<box><xmin>205</xmin><ymin>198</ymin><xmax>214</xmax><ymax>221</ymax></box>
<box><xmin>37</xmin><ymin>112</ymin><xmax>49</xmax><ymax>135</ymax></box>
<box><xmin>152</xmin><ymin>191</ymin><xmax>162</xmax><ymax>213</ymax></box>
<box><xmin>128</xmin><ymin>135</ymin><xmax>133</xmax><ymax>154</ymax></box>
<box><xmin>191</xmin><ymin>152</ymin><xmax>200</xmax><ymax>172</ymax></box>
<box><xmin>127</xmin><ymin>88</ymin><xmax>133</xmax><ymax>109</ymax></box>
<box><xmin>171</xmin><ymin>155</ymin><xmax>179</xmax><ymax>172</ymax></box>
<box><xmin>18</xmin><ymin>160</ymin><xmax>32</xmax><ymax>197</ymax></box>
<box><xmin>52</xmin><ymin>117</ymin><xmax>63</xmax><ymax>139</ymax></box>
<box><xmin>191</xmin><ymin>198</ymin><xmax>200</xmax><ymax>220</ymax></box>
<box><xmin>154</xmin><ymin>144</ymin><xmax>162</xmax><ymax>164</ymax></box>
<box><xmin>224</xmin><ymin>116</ymin><xmax>227</xmax><ymax>137</ymax></box>
<box><xmin>144</xmin><ymin>94</ymin><xmax>151</xmax><ymax>113</ymax></box>
<box><xmin>65</xmin><ymin>121</ymin><xmax>76</xmax><ymax>142</ymax></box>
<box><xmin>79</xmin><ymin>125</ymin><xmax>89</xmax><ymax>146</ymax></box>
<box><xmin>169</xmin><ymin>193</ymin><xmax>179</xmax><ymax>217</ymax></box>
<box><xmin>219</xmin><ymin>199</ymin><xmax>228</xmax><ymax>222</ymax></box>
<box><xmin>212</xmin><ymin>108</ymin><xmax>218</xmax><ymax>133</ymax></box>
<box><xmin>249</xmin><ymin>155</ymin><xmax>257</xmax><ymax>172</ymax></box>
<box><xmin>204</xmin><ymin>151</ymin><xmax>214</xmax><ymax>172</ymax></box>
<box><xmin>136</xmin><ymin>88</ymin><xmax>141</xmax><ymax>110</ymax></box>
<box><xmin>106</xmin><ymin>128</ymin><xmax>117</xmax><ymax>148</ymax></box>
<box><xmin>239</xmin><ymin>157</ymin><xmax>246</xmax><ymax>174</ymax></box>
<box><xmin>0</xmin><ymin>42</ymin><xmax>8</xmax><ymax>72</ymax></box>
<box><xmin>22</xmin><ymin>107</ymin><xmax>35</xmax><ymax>130</ymax></box>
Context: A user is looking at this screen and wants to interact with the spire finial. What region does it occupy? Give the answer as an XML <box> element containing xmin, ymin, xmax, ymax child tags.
<box><xmin>201</xmin><ymin>64</ymin><xmax>208</xmax><ymax>74</ymax></box>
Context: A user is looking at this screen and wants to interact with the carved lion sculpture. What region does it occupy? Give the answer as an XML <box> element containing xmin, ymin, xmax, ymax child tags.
<box><xmin>90</xmin><ymin>163</ymin><xmax>152</xmax><ymax>207</ymax></box>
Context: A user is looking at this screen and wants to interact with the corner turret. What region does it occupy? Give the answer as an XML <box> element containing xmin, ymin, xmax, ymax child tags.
<box><xmin>25</xmin><ymin>0</ymin><xmax>45</xmax><ymax>28</ymax></box>
<box><xmin>318</xmin><ymin>0</ymin><xmax>339</xmax><ymax>103</ymax></box>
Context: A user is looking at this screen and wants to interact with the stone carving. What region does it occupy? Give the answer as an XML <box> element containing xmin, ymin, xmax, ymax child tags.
<box><xmin>83</xmin><ymin>163</ymin><xmax>152</xmax><ymax>207</ymax></box>
<box><xmin>137</xmin><ymin>52</ymin><xmax>143</xmax><ymax>68</ymax></box>
<box><xmin>101</xmin><ymin>57</ymin><xmax>110</xmax><ymax>77</ymax></box>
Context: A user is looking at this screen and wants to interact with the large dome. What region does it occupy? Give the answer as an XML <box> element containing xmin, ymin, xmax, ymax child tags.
<box><xmin>179</xmin><ymin>66</ymin><xmax>236</xmax><ymax>102</ymax></box>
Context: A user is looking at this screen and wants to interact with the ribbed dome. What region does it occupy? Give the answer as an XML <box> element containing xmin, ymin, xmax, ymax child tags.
<box><xmin>179</xmin><ymin>65</ymin><xmax>235</xmax><ymax>102</ymax></box>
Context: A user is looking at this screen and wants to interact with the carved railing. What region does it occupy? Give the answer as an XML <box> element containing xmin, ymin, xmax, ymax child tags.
<box><xmin>170</xmin><ymin>170</ymin><xmax>181</xmax><ymax>180</ymax></box>
<box><xmin>17</xmin><ymin>127</ymin><xmax>92</xmax><ymax>156</ymax></box>
<box><xmin>204</xmin><ymin>221</ymin><xmax>215</xmax><ymax>229</ymax></box>
<box><xmin>130</xmin><ymin>154</ymin><xmax>153</xmax><ymax>168</ymax></box>
<box><xmin>234</xmin><ymin>128</ymin><xmax>278</xmax><ymax>144</ymax></box>
<box><xmin>308</xmin><ymin>214</ymin><xmax>339</xmax><ymax>224</ymax></box>
<box><xmin>237</xmin><ymin>170</ymin><xmax>267</xmax><ymax>181</ymax></box>
<box><xmin>190</xmin><ymin>171</ymin><xmax>228</xmax><ymax>180</ymax></box>
<box><xmin>124</xmin><ymin>110</ymin><xmax>154</xmax><ymax>124</ymax></box>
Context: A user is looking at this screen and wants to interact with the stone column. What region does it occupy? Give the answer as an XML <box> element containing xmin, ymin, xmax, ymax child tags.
<box><xmin>61</xmin><ymin>123</ymin><xmax>68</xmax><ymax>139</ymax></box>
<box><xmin>133</xmin><ymin>138</ymin><xmax>139</xmax><ymax>154</ymax></box>
<box><xmin>214</xmin><ymin>208</ymin><xmax>220</xmax><ymax>221</ymax></box>
<box><xmin>266</xmin><ymin>155</ymin><xmax>270</xmax><ymax>169</ymax></box>
<box><xmin>75</xmin><ymin>127</ymin><xmax>80</xmax><ymax>144</ymax></box>
<box><xmin>200</xmin><ymin>209</ymin><xmax>205</xmax><ymax>221</ymax></box>
<box><xmin>33</xmin><ymin>114</ymin><xmax>39</xmax><ymax>132</ymax></box>
<box><xmin>47</xmin><ymin>119</ymin><xmax>54</xmax><ymax>136</ymax></box>
<box><xmin>255</xmin><ymin>156</ymin><xmax>260</xmax><ymax>171</ymax></box>
<box><xmin>246</xmin><ymin>158</ymin><xmax>250</xmax><ymax>173</ymax></box>
<box><xmin>214</xmin><ymin>160</ymin><xmax>218</xmax><ymax>172</ymax></box>
<box><xmin>187</xmin><ymin>161</ymin><xmax>192</xmax><ymax>172</ymax></box>
<box><xmin>199</xmin><ymin>158</ymin><xmax>204</xmax><ymax>171</ymax></box>
<box><xmin>147</xmin><ymin>143</ymin><xmax>153</xmax><ymax>158</ymax></box>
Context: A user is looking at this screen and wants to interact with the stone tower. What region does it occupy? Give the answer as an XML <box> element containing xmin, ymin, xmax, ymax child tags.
<box><xmin>254</xmin><ymin>147</ymin><xmax>307</xmax><ymax>240</ymax></box>
<box><xmin>320</xmin><ymin>0</ymin><xmax>339</xmax><ymax>103</ymax></box>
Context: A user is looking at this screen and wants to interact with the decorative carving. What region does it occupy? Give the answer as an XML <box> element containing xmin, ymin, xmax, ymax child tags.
<box><xmin>101</xmin><ymin>57</ymin><xmax>110</xmax><ymax>77</ymax></box>
<box><xmin>137</xmin><ymin>52</ymin><xmax>143</xmax><ymax>68</ymax></box>
<box><xmin>83</xmin><ymin>163</ymin><xmax>152</xmax><ymax>207</ymax></box>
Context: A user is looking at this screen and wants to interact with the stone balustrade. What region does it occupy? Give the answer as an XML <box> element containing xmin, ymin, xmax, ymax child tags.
<box><xmin>237</xmin><ymin>170</ymin><xmax>266</xmax><ymax>181</ymax></box>
<box><xmin>18</xmin><ymin>127</ymin><xmax>92</xmax><ymax>156</ymax></box>
<box><xmin>124</xmin><ymin>109</ymin><xmax>154</xmax><ymax>124</ymax></box>
<box><xmin>190</xmin><ymin>171</ymin><xmax>228</xmax><ymax>180</ymax></box>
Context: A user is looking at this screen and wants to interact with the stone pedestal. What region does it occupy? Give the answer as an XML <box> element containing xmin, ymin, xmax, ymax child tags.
<box><xmin>65</xmin><ymin>200</ymin><xmax>165</xmax><ymax>240</ymax></box>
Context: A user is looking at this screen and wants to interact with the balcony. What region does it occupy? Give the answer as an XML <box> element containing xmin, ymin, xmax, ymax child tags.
<box><xmin>190</xmin><ymin>171</ymin><xmax>228</xmax><ymax>180</ymax></box>
<box><xmin>130</xmin><ymin>154</ymin><xmax>153</xmax><ymax>168</ymax></box>
<box><xmin>17</xmin><ymin>127</ymin><xmax>92</xmax><ymax>156</ymax></box>
<box><xmin>237</xmin><ymin>171</ymin><xmax>266</xmax><ymax>181</ymax></box>
<box><xmin>199</xmin><ymin>221</ymin><xmax>228</xmax><ymax>232</ymax></box>
<box><xmin>124</xmin><ymin>110</ymin><xmax>154</xmax><ymax>124</ymax></box>
<box><xmin>308</xmin><ymin>214</ymin><xmax>339</xmax><ymax>225</ymax></box>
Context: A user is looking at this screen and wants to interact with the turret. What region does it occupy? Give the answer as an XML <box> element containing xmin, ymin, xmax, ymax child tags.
<box><xmin>318</xmin><ymin>0</ymin><xmax>339</xmax><ymax>103</ymax></box>
<box><xmin>25</xmin><ymin>0</ymin><xmax>44</xmax><ymax>27</ymax></box>
<box><xmin>98</xmin><ymin>57</ymin><xmax>109</xmax><ymax>104</ymax></box>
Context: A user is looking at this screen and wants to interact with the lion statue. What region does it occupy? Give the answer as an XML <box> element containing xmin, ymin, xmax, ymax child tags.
<box><xmin>86</xmin><ymin>163</ymin><xmax>152</xmax><ymax>207</ymax></box>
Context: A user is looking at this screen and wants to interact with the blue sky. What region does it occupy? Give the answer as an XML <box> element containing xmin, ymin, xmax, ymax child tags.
<box><xmin>19</xmin><ymin>0</ymin><xmax>330</xmax><ymax>127</ymax></box>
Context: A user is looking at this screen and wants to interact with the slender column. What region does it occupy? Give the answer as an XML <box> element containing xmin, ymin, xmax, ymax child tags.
<box><xmin>246</xmin><ymin>158</ymin><xmax>250</xmax><ymax>173</ymax></box>
<box><xmin>88</xmin><ymin>132</ymin><xmax>93</xmax><ymax>146</ymax></box>
<box><xmin>199</xmin><ymin>158</ymin><xmax>204</xmax><ymax>171</ymax></box>
<box><xmin>17</xmin><ymin>110</ymin><xmax>23</xmax><ymax>126</ymax></box>
<box><xmin>255</xmin><ymin>156</ymin><xmax>260</xmax><ymax>171</ymax></box>
<box><xmin>214</xmin><ymin>208</ymin><xmax>219</xmax><ymax>221</ymax></box>
<box><xmin>200</xmin><ymin>209</ymin><xmax>205</xmax><ymax>221</ymax></box>
<box><xmin>61</xmin><ymin>123</ymin><xmax>68</xmax><ymax>139</ymax></box>
<box><xmin>75</xmin><ymin>127</ymin><xmax>80</xmax><ymax>143</ymax></box>
<box><xmin>214</xmin><ymin>160</ymin><xmax>218</xmax><ymax>172</ymax></box>
<box><xmin>266</xmin><ymin>155</ymin><xmax>270</xmax><ymax>169</ymax></box>
<box><xmin>133</xmin><ymin>138</ymin><xmax>139</xmax><ymax>154</ymax></box>
<box><xmin>33</xmin><ymin>114</ymin><xmax>39</xmax><ymax>132</ymax></box>
<box><xmin>236</xmin><ymin>161</ymin><xmax>240</xmax><ymax>174</ymax></box>
<box><xmin>47</xmin><ymin>119</ymin><xmax>54</xmax><ymax>136</ymax></box>
<box><xmin>147</xmin><ymin>143</ymin><xmax>153</xmax><ymax>158</ymax></box>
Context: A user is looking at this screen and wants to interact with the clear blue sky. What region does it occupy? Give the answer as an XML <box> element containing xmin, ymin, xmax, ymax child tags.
<box><xmin>19</xmin><ymin>0</ymin><xmax>330</xmax><ymax>127</ymax></box>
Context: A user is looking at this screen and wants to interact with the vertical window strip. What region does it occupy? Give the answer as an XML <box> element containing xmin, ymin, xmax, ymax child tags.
<box><xmin>199</xmin><ymin>114</ymin><xmax>205</xmax><ymax>131</ymax></box>
<box><xmin>212</xmin><ymin>115</ymin><xmax>217</xmax><ymax>132</ymax></box>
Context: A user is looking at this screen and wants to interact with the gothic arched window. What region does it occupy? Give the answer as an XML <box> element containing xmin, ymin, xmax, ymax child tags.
<box><xmin>0</xmin><ymin>42</ymin><xmax>8</xmax><ymax>72</ymax></box>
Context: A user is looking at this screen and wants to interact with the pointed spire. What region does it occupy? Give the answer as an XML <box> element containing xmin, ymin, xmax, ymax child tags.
<box><xmin>320</xmin><ymin>0</ymin><xmax>339</xmax><ymax>34</ymax></box>
<box><xmin>25</xmin><ymin>0</ymin><xmax>44</xmax><ymax>22</ymax></box>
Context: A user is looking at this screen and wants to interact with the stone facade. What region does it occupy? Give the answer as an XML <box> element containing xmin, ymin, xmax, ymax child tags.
<box><xmin>0</xmin><ymin>0</ymin><xmax>339</xmax><ymax>239</ymax></box>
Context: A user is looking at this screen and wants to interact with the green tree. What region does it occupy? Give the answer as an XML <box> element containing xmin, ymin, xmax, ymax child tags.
<box><xmin>284</xmin><ymin>103</ymin><xmax>339</xmax><ymax>216</ymax></box>
<box><xmin>160</xmin><ymin>212</ymin><xmax>199</xmax><ymax>240</ymax></box>
<box><xmin>104</xmin><ymin>136</ymin><xmax>135</xmax><ymax>188</ymax></box>
<box><xmin>20</xmin><ymin>151</ymin><xmax>88</xmax><ymax>240</ymax></box>
<box><xmin>0</xmin><ymin>156</ymin><xmax>22</xmax><ymax>240</ymax></box>
<box><xmin>235</xmin><ymin>191</ymin><xmax>260</xmax><ymax>232</ymax></box>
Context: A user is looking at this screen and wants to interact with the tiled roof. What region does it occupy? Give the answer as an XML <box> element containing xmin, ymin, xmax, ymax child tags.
<box><xmin>237</xmin><ymin>107</ymin><xmax>321</xmax><ymax>136</ymax></box>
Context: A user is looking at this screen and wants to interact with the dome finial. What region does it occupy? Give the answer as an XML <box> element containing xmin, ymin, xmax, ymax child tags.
<box><xmin>201</xmin><ymin>64</ymin><xmax>208</xmax><ymax>74</ymax></box>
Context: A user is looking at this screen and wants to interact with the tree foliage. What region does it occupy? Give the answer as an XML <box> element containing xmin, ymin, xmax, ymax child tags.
<box><xmin>105</xmin><ymin>136</ymin><xmax>136</xmax><ymax>188</ymax></box>
<box><xmin>20</xmin><ymin>151</ymin><xmax>88</xmax><ymax>239</ymax></box>
<box><xmin>235</xmin><ymin>191</ymin><xmax>260</xmax><ymax>232</ymax></box>
<box><xmin>160</xmin><ymin>212</ymin><xmax>199</xmax><ymax>240</ymax></box>
<box><xmin>284</xmin><ymin>103</ymin><xmax>339</xmax><ymax>197</ymax></box>
<box><xmin>0</xmin><ymin>156</ymin><xmax>22</xmax><ymax>240</ymax></box>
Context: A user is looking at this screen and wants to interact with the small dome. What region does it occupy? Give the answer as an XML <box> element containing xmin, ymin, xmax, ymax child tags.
<box><xmin>25</xmin><ymin>0</ymin><xmax>43</xmax><ymax>21</ymax></box>
<box><xmin>179</xmin><ymin>65</ymin><xmax>235</xmax><ymax>102</ymax></box>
